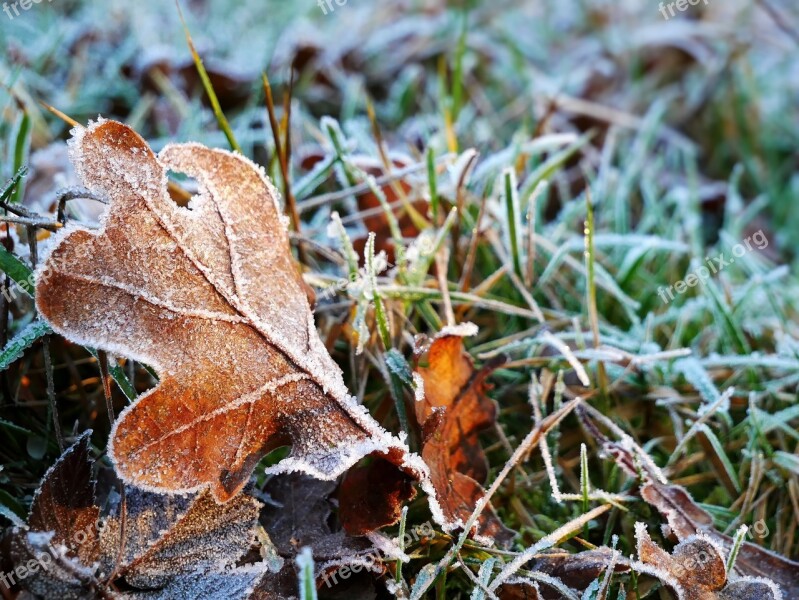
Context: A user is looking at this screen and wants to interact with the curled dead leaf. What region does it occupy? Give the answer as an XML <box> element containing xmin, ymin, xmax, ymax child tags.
<box><xmin>635</xmin><ymin>524</ymin><xmax>784</xmax><ymax>600</ymax></box>
<box><xmin>338</xmin><ymin>457</ymin><xmax>417</xmax><ymax>536</ymax></box>
<box><xmin>414</xmin><ymin>330</ymin><xmax>514</xmax><ymax>546</ymax></box>
<box><xmin>3</xmin><ymin>433</ymin><xmax>103</xmax><ymax>599</ymax></box>
<box><xmin>253</xmin><ymin>473</ymin><xmax>388</xmax><ymax>599</ymax></box>
<box><xmin>4</xmin><ymin>435</ymin><xmax>273</xmax><ymax>600</ymax></box>
<box><xmin>580</xmin><ymin>408</ymin><xmax>798</xmax><ymax>597</ymax></box>
<box><xmin>27</xmin><ymin>431</ymin><xmax>99</xmax><ymax>567</ymax></box>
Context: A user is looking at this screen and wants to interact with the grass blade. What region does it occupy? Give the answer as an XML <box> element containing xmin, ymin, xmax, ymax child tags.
<box><xmin>176</xmin><ymin>1</ymin><xmax>241</xmax><ymax>154</ymax></box>
<box><xmin>0</xmin><ymin>320</ymin><xmax>52</xmax><ymax>371</ymax></box>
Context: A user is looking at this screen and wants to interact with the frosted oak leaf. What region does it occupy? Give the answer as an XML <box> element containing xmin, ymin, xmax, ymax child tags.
<box><xmin>35</xmin><ymin>119</ymin><xmax>428</xmax><ymax>504</ymax></box>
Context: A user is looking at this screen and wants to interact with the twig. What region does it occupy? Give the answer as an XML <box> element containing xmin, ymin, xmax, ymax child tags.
<box><xmin>37</xmin><ymin>101</ymin><xmax>81</xmax><ymax>128</ymax></box>
<box><xmin>0</xmin><ymin>214</ymin><xmax>63</xmax><ymax>230</ymax></box>
<box><xmin>55</xmin><ymin>186</ymin><xmax>107</xmax><ymax>224</ymax></box>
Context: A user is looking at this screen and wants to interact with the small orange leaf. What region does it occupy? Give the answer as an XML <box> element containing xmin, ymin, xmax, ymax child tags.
<box><xmin>415</xmin><ymin>329</ymin><xmax>514</xmax><ymax>546</ymax></box>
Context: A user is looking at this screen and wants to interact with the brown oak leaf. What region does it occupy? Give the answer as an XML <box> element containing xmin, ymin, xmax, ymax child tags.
<box><xmin>414</xmin><ymin>328</ymin><xmax>515</xmax><ymax>546</ymax></box>
<box><xmin>34</xmin><ymin>119</ymin><xmax>428</xmax><ymax>505</ymax></box>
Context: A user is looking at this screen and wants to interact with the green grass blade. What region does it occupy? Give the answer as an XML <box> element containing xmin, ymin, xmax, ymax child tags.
<box><xmin>503</xmin><ymin>169</ymin><xmax>522</xmax><ymax>278</ymax></box>
<box><xmin>11</xmin><ymin>111</ymin><xmax>31</xmax><ymax>204</ymax></box>
<box><xmin>427</xmin><ymin>146</ymin><xmax>439</xmax><ymax>222</ymax></box>
<box><xmin>0</xmin><ymin>167</ymin><xmax>28</xmax><ymax>204</ymax></box>
<box><xmin>296</xmin><ymin>547</ymin><xmax>317</xmax><ymax>600</ymax></box>
<box><xmin>176</xmin><ymin>2</ymin><xmax>242</xmax><ymax>154</ymax></box>
<box><xmin>0</xmin><ymin>246</ymin><xmax>34</xmax><ymax>297</ymax></box>
<box><xmin>697</xmin><ymin>424</ymin><xmax>741</xmax><ymax>493</ymax></box>
<box><xmin>0</xmin><ymin>320</ymin><xmax>52</xmax><ymax>371</ymax></box>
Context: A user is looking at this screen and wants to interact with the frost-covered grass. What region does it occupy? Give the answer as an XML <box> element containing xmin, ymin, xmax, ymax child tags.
<box><xmin>1</xmin><ymin>0</ymin><xmax>799</xmax><ymax>598</ymax></box>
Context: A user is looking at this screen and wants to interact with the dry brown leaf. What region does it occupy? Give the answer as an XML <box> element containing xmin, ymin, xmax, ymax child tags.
<box><xmin>98</xmin><ymin>489</ymin><xmax>264</xmax><ymax>590</ymax></box>
<box><xmin>27</xmin><ymin>431</ymin><xmax>99</xmax><ymax>567</ymax></box>
<box><xmin>253</xmin><ymin>472</ymin><xmax>385</xmax><ymax>599</ymax></box>
<box><xmin>497</xmin><ymin>582</ymin><xmax>541</xmax><ymax>599</ymax></box>
<box><xmin>35</xmin><ymin>119</ymin><xmax>429</xmax><ymax>506</ymax></box>
<box><xmin>635</xmin><ymin>524</ymin><xmax>784</xmax><ymax>600</ymax></box>
<box><xmin>639</xmin><ymin>481</ymin><xmax>799</xmax><ymax>598</ymax></box>
<box><xmin>493</xmin><ymin>548</ymin><xmax>631</xmax><ymax>599</ymax></box>
<box><xmin>414</xmin><ymin>329</ymin><xmax>514</xmax><ymax>546</ymax></box>
<box><xmin>532</xmin><ymin>548</ymin><xmax>630</xmax><ymax>599</ymax></box>
<box><xmin>4</xmin><ymin>434</ymin><xmax>272</xmax><ymax>600</ymax></box>
<box><xmin>5</xmin><ymin>433</ymin><xmax>104</xmax><ymax>599</ymax></box>
<box><xmin>261</xmin><ymin>473</ymin><xmax>373</xmax><ymax>567</ymax></box>
<box><xmin>338</xmin><ymin>457</ymin><xmax>416</xmax><ymax>536</ymax></box>
<box><xmin>580</xmin><ymin>409</ymin><xmax>797</xmax><ymax>598</ymax></box>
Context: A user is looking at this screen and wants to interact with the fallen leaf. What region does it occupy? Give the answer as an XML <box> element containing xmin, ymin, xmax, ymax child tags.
<box><xmin>27</xmin><ymin>430</ymin><xmax>99</xmax><ymax>566</ymax></box>
<box><xmin>531</xmin><ymin>548</ymin><xmax>630</xmax><ymax>599</ymax></box>
<box><xmin>338</xmin><ymin>457</ymin><xmax>416</xmax><ymax>536</ymax></box>
<box><xmin>98</xmin><ymin>489</ymin><xmax>264</xmax><ymax>590</ymax></box>
<box><xmin>262</xmin><ymin>473</ymin><xmax>377</xmax><ymax>570</ymax></box>
<box><xmin>35</xmin><ymin>119</ymin><xmax>427</xmax><ymax>506</ymax></box>
<box><xmin>125</xmin><ymin>565</ymin><xmax>272</xmax><ymax>600</ymax></box>
<box><xmin>414</xmin><ymin>330</ymin><xmax>514</xmax><ymax>546</ymax></box>
<box><xmin>494</xmin><ymin>548</ymin><xmax>630</xmax><ymax>599</ymax></box>
<box><xmin>253</xmin><ymin>472</ymin><xmax>386</xmax><ymax>598</ymax></box>
<box><xmin>3</xmin><ymin>432</ymin><xmax>103</xmax><ymax>600</ymax></box>
<box><xmin>580</xmin><ymin>409</ymin><xmax>798</xmax><ymax>598</ymax></box>
<box><xmin>5</xmin><ymin>435</ymin><xmax>273</xmax><ymax>600</ymax></box>
<box><xmin>497</xmin><ymin>581</ymin><xmax>541</xmax><ymax>599</ymax></box>
<box><xmin>639</xmin><ymin>481</ymin><xmax>799</xmax><ymax>598</ymax></box>
<box><xmin>8</xmin><ymin>530</ymin><xmax>101</xmax><ymax>600</ymax></box>
<box><xmin>634</xmin><ymin>524</ymin><xmax>784</xmax><ymax>600</ymax></box>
